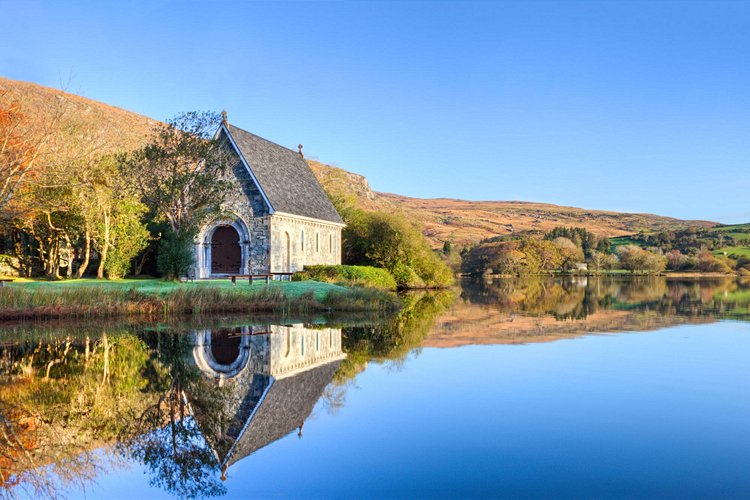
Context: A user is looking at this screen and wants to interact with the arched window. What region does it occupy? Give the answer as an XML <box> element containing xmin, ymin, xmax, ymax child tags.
<box><xmin>315</xmin><ymin>232</ymin><xmax>319</xmax><ymax>253</ymax></box>
<box><xmin>301</xmin><ymin>229</ymin><xmax>305</xmax><ymax>252</ymax></box>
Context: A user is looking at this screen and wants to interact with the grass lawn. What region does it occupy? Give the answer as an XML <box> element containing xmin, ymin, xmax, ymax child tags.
<box><xmin>4</xmin><ymin>277</ymin><xmax>346</xmax><ymax>301</ymax></box>
<box><xmin>609</xmin><ymin>236</ymin><xmax>641</xmax><ymax>249</ymax></box>
<box><xmin>714</xmin><ymin>246</ymin><xmax>750</xmax><ymax>258</ymax></box>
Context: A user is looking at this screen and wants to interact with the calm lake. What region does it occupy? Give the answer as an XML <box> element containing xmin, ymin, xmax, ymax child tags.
<box><xmin>2</xmin><ymin>277</ymin><xmax>749</xmax><ymax>498</ymax></box>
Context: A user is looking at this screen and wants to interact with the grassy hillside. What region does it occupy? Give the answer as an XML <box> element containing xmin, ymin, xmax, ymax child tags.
<box><xmin>0</xmin><ymin>76</ymin><xmax>156</xmax><ymax>154</ymax></box>
<box><xmin>309</xmin><ymin>160</ymin><xmax>716</xmax><ymax>247</ymax></box>
<box><xmin>3</xmin><ymin>76</ymin><xmax>717</xmax><ymax>249</ymax></box>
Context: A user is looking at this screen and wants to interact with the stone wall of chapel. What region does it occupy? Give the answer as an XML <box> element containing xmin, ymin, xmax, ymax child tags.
<box><xmin>219</xmin><ymin>137</ymin><xmax>272</xmax><ymax>274</ymax></box>
<box><xmin>265</xmin><ymin>324</ymin><xmax>343</xmax><ymax>379</ymax></box>
<box><xmin>269</xmin><ymin>215</ymin><xmax>342</xmax><ymax>273</ymax></box>
<box><xmin>193</xmin><ymin>133</ymin><xmax>273</xmax><ymax>276</ymax></box>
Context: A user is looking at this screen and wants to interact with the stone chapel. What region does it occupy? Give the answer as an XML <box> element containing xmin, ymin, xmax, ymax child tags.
<box><xmin>194</xmin><ymin>116</ymin><xmax>344</xmax><ymax>278</ymax></box>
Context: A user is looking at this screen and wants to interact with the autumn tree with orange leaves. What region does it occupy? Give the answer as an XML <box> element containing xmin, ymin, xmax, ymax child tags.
<box><xmin>0</xmin><ymin>91</ymin><xmax>62</xmax><ymax>214</ymax></box>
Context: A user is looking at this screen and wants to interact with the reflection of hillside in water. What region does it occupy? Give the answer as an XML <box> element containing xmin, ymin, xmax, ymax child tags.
<box><xmin>425</xmin><ymin>277</ymin><xmax>750</xmax><ymax>347</ymax></box>
<box><xmin>0</xmin><ymin>323</ymin><xmax>344</xmax><ymax>498</ymax></box>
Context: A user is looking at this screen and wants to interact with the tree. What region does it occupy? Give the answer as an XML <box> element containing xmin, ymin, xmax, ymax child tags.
<box><xmin>118</xmin><ymin>111</ymin><xmax>233</xmax><ymax>235</ymax></box>
<box><xmin>617</xmin><ymin>245</ymin><xmax>666</xmax><ymax>273</ymax></box>
<box><xmin>553</xmin><ymin>237</ymin><xmax>584</xmax><ymax>271</ymax></box>
<box><xmin>589</xmin><ymin>250</ymin><xmax>619</xmax><ymax>273</ymax></box>
<box><xmin>87</xmin><ymin>157</ymin><xmax>149</xmax><ymax>278</ymax></box>
<box><xmin>696</xmin><ymin>250</ymin><xmax>732</xmax><ymax>273</ymax></box>
<box><xmin>519</xmin><ymin>238</ymin><xmax>562</xmax><ymax>274</ymax></box>
<box><xmin>545</xmin><ymin>226</ymin><xmax>600</xmax><ymax>258</ymax></box>
<box><xmin>0</xmin><ymin>91</ymin><xmax>63</xmax><ymax>212</ymax></box>
<box><xmin>665</xmin><ymin>249</ymin><xmax>694</xmax><ymax>271</ymax></box>
<box><xmin>442</xmin><ymin>240</ymin><xmax>452</xmax><ymax>255</ymax></box>
<box><xmin>341</xmin><ymin>208</ymin><xmax>453</xmax><ymax>288</ymax></box>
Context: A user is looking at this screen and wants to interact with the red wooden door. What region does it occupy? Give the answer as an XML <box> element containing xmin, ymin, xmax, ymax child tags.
<box><xmin>211</xmin><ymin>226</ymin><xmax>241</xmax><ymax>274</ymax></box>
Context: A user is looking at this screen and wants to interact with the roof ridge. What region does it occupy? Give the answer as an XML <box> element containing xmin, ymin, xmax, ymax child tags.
<box><xmin>226</xmin><ymin>122</ymin><xmax>298</xmax><ymax>155</ymax></box>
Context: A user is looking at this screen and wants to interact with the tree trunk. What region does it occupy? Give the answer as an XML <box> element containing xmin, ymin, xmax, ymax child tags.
<box><xmin>134</xmin><ymin>245</ymin><xmax>151</xmax><ymax>276</ymax></box>
<box><xmin>51</xmin><ymin>236</ymin><xmax>61</xmax><ymax>279</ymax></box>
<box><xmin>63</xmin><ymin>233</ymin><xmax>73</xmax><ymax>278</ymax></box>
<box><xmin>97</xmin><ymin>212</ymin><xmax>110</xmax><ymax>279</ymax></box>
<box><xmin>77</xmin><ymin>224</ymin><xmax>91</xmax><ymax>278</ymax></box>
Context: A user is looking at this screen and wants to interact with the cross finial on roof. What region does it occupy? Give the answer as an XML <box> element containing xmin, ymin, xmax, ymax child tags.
<box><xmin>221</xmin><ymin>110</ymin><xmax>228</xmax><ymax>124</ymax></box>
<box><xmin>298</xmin><ymin>144</ymin><xmax>304</xmax><ymax>158</ymax></box>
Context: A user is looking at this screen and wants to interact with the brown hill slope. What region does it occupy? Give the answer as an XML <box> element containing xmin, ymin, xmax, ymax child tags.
<box><xmin>2</xmin><ymin>76</ymin><xmax>715</xmax><ymax>247</ymax></box>
<box><xmin>0</xmin><ymin>76</ymin><xmax>156</xmax><ymax>155</ymax></box>
<box><xmin>308</xmin><ymin>161</ymin><xmax>715</xmax><ymax>247</ymax></box>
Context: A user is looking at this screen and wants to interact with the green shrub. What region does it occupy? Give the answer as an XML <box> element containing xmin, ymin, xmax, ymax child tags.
<box><xmin>293</xmin><ymin>265</ymin><xmax>397</xmax><ymax>290</ymax></box>
<box><xmin>390</xmin><ymin>262</ymin><xmax>425</xmax><ymax>288</ymax></box>
<box><xmin>157</xmin><ymin>229</ymin><xmax>195</xmax><ymax>280</ymax></box>
<box><xmin>337</xmin><ymin>207</ymin><xmax>454</xmax><ymax>289</ymax></box>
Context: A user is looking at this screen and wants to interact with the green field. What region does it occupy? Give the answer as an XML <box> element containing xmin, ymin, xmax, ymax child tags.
<box><xmin>5</xmin><ymin>278</ymin><xmax>345</xmax><ymax>301</ymax></box>
<box><xmin>609</xmin><ymin>236</ymin><xmax>641</xmax><ymax>250</ymax></box>
<box><xmin>712</xmin><ymin>223</ymin><xmax>750</xmax><ymax>241</ymax></box>
<box><xmin>714</xmin><ymin>246</ymin><xmax>750</xmax><ymax>258</ymax></box>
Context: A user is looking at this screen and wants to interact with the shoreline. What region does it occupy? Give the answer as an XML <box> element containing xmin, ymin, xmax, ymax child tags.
<box><xmin>461</xmin><ymin>271</ymin><xmax>743</xmax><ymax>279</ymax></box>
<box><xmin>0</xmin><ymin>279</ymin><xmax>400</xmax><ymax>321</ymax></box>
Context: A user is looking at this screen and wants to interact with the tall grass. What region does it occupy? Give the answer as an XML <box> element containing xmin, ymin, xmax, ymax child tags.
<box><xmin>0</xmin><ymin>284</ymin><xmax>400</xmax><ymax>321</ymax></box>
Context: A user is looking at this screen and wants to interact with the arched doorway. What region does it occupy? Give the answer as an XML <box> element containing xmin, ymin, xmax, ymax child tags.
<box><xmin>210</xmin><ymin>329</ymin><xmax>242</xmax><ymax>365</ymax></box>
<box><xmin>192</xmin><ymin>328</ymin><xmax>253</xmax><ymax>380</ymax></box>
<box><xmin>211</xmin><ymin>225</ymin><xmax>241</xmax><ymax>274</ymax></box>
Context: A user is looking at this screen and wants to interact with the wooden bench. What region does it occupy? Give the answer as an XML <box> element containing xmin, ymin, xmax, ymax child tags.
<box><xmin>228</xmin><ymin>274</ymin><xmax>273</xmax><ymax>285</ymax></box>
<box><xmin>0</xmin><ymin>279</ymin><xmax>13</xmax><ymax>287</ymax></box>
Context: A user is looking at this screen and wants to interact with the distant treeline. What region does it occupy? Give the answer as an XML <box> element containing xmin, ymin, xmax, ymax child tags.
<box><xmin>460</xmin><ymin>225</ymin><xmax>748</xmax><ymax>276</ymax></box>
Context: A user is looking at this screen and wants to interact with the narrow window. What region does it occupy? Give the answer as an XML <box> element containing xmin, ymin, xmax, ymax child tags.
<box><xmin>329</xmin><ymin>234</ymin><xmax>333</xmax><ymax>254</ymax></box>
<box><xmin>316</xmin><ymin>333</ymin><xmax>319</xmax><ymax>352</ymax></box>
<box><xmin>301</xmin><ymin>229</ymin><xmax>305</xmax><ymax>252</ymax></box>
<box><xmin>301</xmin><ymin>335</ymin><xmax>305</xmax><ymax>356</ymax></box>
<box><xmin>316</xmin><ymin>232</ymin><xmax>319</xmax><ymax>253</ymax></box>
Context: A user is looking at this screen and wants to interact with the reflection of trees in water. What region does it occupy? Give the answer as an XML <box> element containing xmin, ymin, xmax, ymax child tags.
<box><xmin>118</xmin><ymin>332</ymin><xmax>227</xmax><ymax>499</ymax></box>
<box><xmin>0</xmin><ymin>330</ymin><xmax>152</xmax><ymax>498</ymax></box>
<box><xmin>461</xmin><ymin>276</ymin><xmax>750</xmax><ymax>321</ymax></box>
<box><xmin>1</xmin><ymin>320</ymin><xmax>354</xmax><ymax>499</ymax></box>
<box><xmin>333</xmin><ymin>289</ymin><xmax>455</xmax><ymax>385</ymax></box>
<box><xmin>0</xmin><ymin>328</ymin><xmax>228</xmax><ymax>499</ymax></box>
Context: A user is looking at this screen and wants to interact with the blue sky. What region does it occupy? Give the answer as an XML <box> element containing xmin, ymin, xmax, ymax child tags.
<box><xmin>1</xmin><ymin>0</ymin><xmax>748</xmax><ymax>223</ymax></box>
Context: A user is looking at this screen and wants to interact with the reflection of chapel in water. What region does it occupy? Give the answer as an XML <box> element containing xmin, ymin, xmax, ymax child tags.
<box><xmin>191</xmin><ymin>324</ymin><xmax>345</xmax><ymax>478</ymax></box>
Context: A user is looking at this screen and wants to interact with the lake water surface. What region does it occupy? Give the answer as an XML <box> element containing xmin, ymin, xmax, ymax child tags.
<box><xmin>2</xmin><ymin>277</ymin><xmax>749</xmax><ymax>498</ymax></box>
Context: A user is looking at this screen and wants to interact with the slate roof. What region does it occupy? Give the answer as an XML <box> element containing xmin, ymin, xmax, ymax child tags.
<box><xmin>224</xmin><ymin>123</ymin><xmax>344</xmax><ymax>224</ymax></box>
<box><xmin>204</xmin><ymin>359</ymin><xmax>342</xmax><ymax>469</ymax></box>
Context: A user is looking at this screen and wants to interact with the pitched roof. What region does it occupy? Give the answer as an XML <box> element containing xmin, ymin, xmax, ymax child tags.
<box><xmin>202</xmin><ymin>359</ymin><xmax>341</xmax><ymax>469</ymax></box>
<box><xmin>224</xmin><ymin>123</ymin><xmax>344</xmax><ymax>224</ymax></box>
